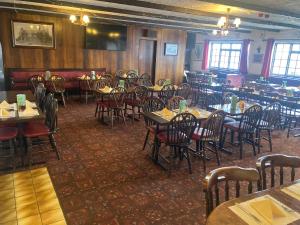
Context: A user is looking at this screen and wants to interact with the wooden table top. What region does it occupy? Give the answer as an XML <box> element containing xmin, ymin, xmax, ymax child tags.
<box><xmin>206</xmin><ymin>180</ymin><xmax>300</xmax><ymax>225</ymax></box>
<box><xmin>143</xmin><ymin>107</ymin><xmax>212</xmax><ymax>126</ymax></box>
<box><xmin>0</xmin><ymin>90</ymin><xmax>44</xmax><ymax>125</ymax></box>
<box><xmin>209</xmin><ymin>103</ymin><xmax>256</xmax><ymax>116</ymax></box>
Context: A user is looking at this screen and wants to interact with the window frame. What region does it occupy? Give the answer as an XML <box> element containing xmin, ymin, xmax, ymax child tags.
<box><xmin>208</xmin><ymin>41</ymin><xmax>242</xmax><ymax>72</ymax></box>
<box><xmin>271</xmin><ymin>41</ymin><xmax>300</xmax><ymax>77</ymax></box>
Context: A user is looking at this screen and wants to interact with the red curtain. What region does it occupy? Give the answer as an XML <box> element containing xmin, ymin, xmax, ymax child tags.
<box><xmin>201</xmin><ymin>40</ymin><xmax>210</xmax><ymax>70</ymax></box>
<box><xmin>261</xmin><ymin>39</ymin><xmax>275</xmax><ymax>78</ymax></box>
<box><xmin>240</xmin><ymin>39</ymin><xmax>251</xmax><ymax>74</ymax></box>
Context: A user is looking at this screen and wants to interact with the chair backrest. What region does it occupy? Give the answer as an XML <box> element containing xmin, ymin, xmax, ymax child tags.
<box><xmin>261</xmin><ymin>102</ymin><xmax>281</xmax><ymax>129</ymax></box>
<box><xmin>176</xmin><ymin>83</ymin><xmax>191</xmax><ymax>99</ymax></box>
<box><xmin>199</xmin><ymin>110</ymin><xmax>225</xmax><ymax>143</ymax></box>
<box><xmin>126</xmin><ymin>71</ymin><xmax>139</xmax><ymax>86</ymax></box>
<box><xmin>159</xmin><ymin>84</ymin><xmax>175</xmax><ymax>104</ymax></box>
<box><xmin>157</xmin><ymin>79</ymin><xmax>166</xmax><ymax>86</ymax></box>
<box><xmin>134</xmin><ymin>85</ymin><xmax>149</xmax><ymax>102</ymax></box>
<box><xmin>34</xmin><ymin>83</ymin><xmax>46</xmax><ymax>111</ymax></box>
<box><xmin>203</xmin><ymin>166</ymin><xmax>261</xmax><ymax>216</ymax></box>
<box><xmin>167</xmin><ymin>96</ymin><xmax>184</xmax><ymax>110</ymax></box>
<box><xmin>109</xmin><ymin>87</ymin><xmax>126</xmax><ymax>108</ymax></box>
<box><xmin>44</xmin><ymin>94</ymin><xmax>58</xmax><ymax>132</ymax></box>
<box><xmin>166</xmin><ymin>113</ymin><xmax>197</xmax><ymax>146</ymax></box>
<box><xmin>239</xmin><ymin>104</ymin><xmax>263</xmax><ymax>133</ymax></box>
<box><xmin>142</xmin><ymin>97</ymin><xmax>165</xmax><ymax>127</ymax></box>
<box><xmin>115</xmin><ymin>70</ymin><xmax>127</xmax><ymax>77</ymax></box>
<box><xmin>28</xmin><ymin>75</ymin><xmax>44</xmax><ymax>93</ymax></box>
<box><xmin>139</xmin><ymin>73</ymin><xmax>152</xmax><ymax>86</ymax></box>
<box><xmin>49</xmin><ymin>75</ymin><xmax>65</xmax><ymax>92</ymax></box>
<box><xmin>95</xmin><ymin>79</ymin><xmax>110</xmax><ymax>90</ymax></box>
<box><xmin>256</xmin><ymin>154</ymin><xmax>300</xmax><ymax>190</ymax></box>
<box><xmin>223</xmin><ymin>92</ymin><xmax>236</xmax><ymax>104</ymax></box>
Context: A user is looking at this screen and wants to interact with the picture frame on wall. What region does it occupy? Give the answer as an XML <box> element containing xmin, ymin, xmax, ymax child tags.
<box><xmin>164</xmin><ymin>43</ymin><xmax>178</xmax><ymax>56</ymax></box>
<box><xmin>253</xmin><ymin>53</ymin><xmax>263</xmax><ymax>63</ymax></box>
<box><xmin>192</xmin><ymin>43</ymin><xmax>203</xmax><ymax>61</ymax></box>
<box><xmin>11</xmin><ymin>20</ymin><xmax>55</xmax><ymax>48</ymax></box>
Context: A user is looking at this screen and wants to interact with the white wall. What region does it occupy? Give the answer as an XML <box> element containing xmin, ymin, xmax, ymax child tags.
<box><xmin>190</xmin><ymin>29</ymin><xmax>300</xmax><ymax>75</ymax></box>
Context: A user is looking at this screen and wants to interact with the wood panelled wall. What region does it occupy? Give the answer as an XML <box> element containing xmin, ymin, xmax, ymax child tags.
<box><xmin>0</xmin><ymin>10</ymin><xmax>187</xmax><ymax>84</ymax></box>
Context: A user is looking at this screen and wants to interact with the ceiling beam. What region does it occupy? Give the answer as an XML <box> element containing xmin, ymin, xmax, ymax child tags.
<box><xmin>17</xmin><ymin>0</ymin><xmax>286</xmax><ymax>31</ymax></box>
<box><xmin>197</xmin><ymin>0</ymin><xmax>300</xmax><ymax>19</ymax></box>
<box><xmin>1</xmin><ymin>4</ymin><xmax>249</xmax><ymax>33</ymax></box>
<box><xmin>1</xmin><ymin>2</ymin><xmax>267</xmax><ymax>33</ymax></box>
<box><xmin>87</xmin><ymin>0</ymin><xmax>300</xmax><ymax>29</ymax></box>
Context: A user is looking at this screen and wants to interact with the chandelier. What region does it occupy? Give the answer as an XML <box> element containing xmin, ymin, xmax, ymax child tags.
<box><xmin>69</xmin><ymin>12</ymin><xmax>90</xmax><ymax>26</ymax></box>
<box><xmin>212</xmin><ymin>8</ymin><xmax>241</xmax><ymax>36</ymax></box>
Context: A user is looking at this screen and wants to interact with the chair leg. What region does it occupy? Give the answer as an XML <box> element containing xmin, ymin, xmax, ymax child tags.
<box><xmin>214</xmin><ymin>142</ymin><xmax>220</xmax><ymax>166</ymax></box>
<box><xmin>85</xmin><ymin>91</ymin><xmax>88</xmax><ymax>104</ymax></box>
<box><xmin>230</xmin><ymin>130</ymin><xmax>234</xmax><ymax>144</ymax></box>
<box><xmin>49</xmin><ymin>134</ymin><xmax>60</xmax><ymax>160</ymax></box>
<box><xmin>185</xmin><ymin>148</ymin><xmax>192</xmax><ymax>174</ymax></box>
<box><xmin>26</xmin><ymin>137</ymin><xmax>33</xmax><ymax>168</ymax></box>
<box><xmin>61</xmin><ymin>93</ymin><xmax>66</xmax><ymax>107</ymax></box>
<box><xmin>251</xmin><ymin>134</ymin><xmax>256</xmax><ymax>156</ymax></box>
<box><xmin>238</xmin><ymin>134</ymin><xmax>243</xmax><ymax>159</ymax></box>
<box><xmin>143</xmin><ymin>130</ymin><xmax>150</xmax><ymax>150</ymax></box>
<box><xmin>111</xmin><ymin>109</ymin><xmax>114</xmax><ymax>128</ymax></box>
<box><xmin>268</xmin><ymin>129</ymin><xmax>273</xmax><ymax>152</ymax></box>
<box><xmin>9</xmin><ymin>139</ymin><xmax>16</xmax><ymax>171</ymax></box>
<box><xmin>202</xmin><ymin>142</ymin><xmax>206</xmax><ymax>172</ymax></box>
<box><xmin>222</xmin><ymin>128</ymin><xmax>228</xmax><ymax>147</ymax></box>
<box><xmin>95</xmin><ymin>103</ymin><xmax>99</xmax><ymax>117</ymax></box>
<box><xmin>121</xmin><ymin>109</ymin><xmax>126</xmax><ymax>126</ymax></box>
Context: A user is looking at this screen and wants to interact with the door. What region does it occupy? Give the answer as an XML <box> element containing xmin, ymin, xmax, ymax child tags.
<box><xmin>138</xmin><ymin>39</ymin><xmax>157</xmax><ymax>84</ymax></box>
<box><xmin>0</xmin><ymin>42</ymin><xmax>4</xmax><ymax>91</ymax></box>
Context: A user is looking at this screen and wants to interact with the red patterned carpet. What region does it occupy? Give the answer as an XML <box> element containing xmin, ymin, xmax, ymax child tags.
<box><xmin>3</xmin><ymin>99</ymin><xmax>300</xmax><ymax>225</ymax></box>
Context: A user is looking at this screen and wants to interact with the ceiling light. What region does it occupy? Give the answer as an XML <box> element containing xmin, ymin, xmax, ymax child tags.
<box><xmin>214</xmin><ymin>8</ymin><xmax>241</xmax><ymax>36</ymax></box>
<box><xmin>69</xmin><ymin>12</ymin><xmax>90</xmax><ymax>26</ymax></box>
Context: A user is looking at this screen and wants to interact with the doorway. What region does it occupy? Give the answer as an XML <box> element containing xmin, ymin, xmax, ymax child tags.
<box><xmin>138</xmin><ymin>39</ymin><xmax>157</xmax><ymax>84</ymax></box>
<box><xmin>0</xmin><ymin>42</ymin><xmax>4</xmax><ymax>91</ymax></box>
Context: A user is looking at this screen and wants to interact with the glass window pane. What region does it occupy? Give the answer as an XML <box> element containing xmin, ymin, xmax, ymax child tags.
<box><xmin>293</xmin><ymin>44</ymin><xmax>300</xmax><ymax>51</ymax></box>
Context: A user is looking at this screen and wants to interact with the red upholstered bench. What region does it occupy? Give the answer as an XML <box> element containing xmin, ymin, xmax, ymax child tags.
<box><xmin>7</xmin><ymin>68</ymin><xmax>106</xmax><ymax>90</ymax></box>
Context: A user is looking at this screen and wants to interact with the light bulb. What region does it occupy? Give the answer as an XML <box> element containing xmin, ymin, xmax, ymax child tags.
<box><xmin>69</xmin><ymin>15</ymin><xmax>77</xmax><ymax>23</ymax></box>
<box><xmin>82</xmin><ymin>15</ymin><xmax>90</xmax><ymax>24</ymax></box>
<box><xmin>233</xmin><ymin>18</ymin><xmax>241</xmax><ymax>28</ymax></box>
<box><xmin>212</xmin><ymin>30</ymin><xmax>218</xmax><ymax>35</ymax></box>
<box><xmin>224</xmin><ymin>30</ymin><xmax>229</xmax><ymax>36</ymax></box>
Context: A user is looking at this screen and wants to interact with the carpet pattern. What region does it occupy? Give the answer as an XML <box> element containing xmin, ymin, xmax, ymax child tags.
<box><xmin>2</xmin><ymin>99</ymin><xmax>300</xmax><ymax>225</ymax></box>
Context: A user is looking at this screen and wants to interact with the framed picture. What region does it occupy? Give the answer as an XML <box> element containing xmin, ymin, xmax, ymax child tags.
<box><xmin>253</xmin><ymin>53</ymin><xmax>263</xmax><ymax>63</ymax></box>
<box><xmin>192</xmin><ymin>43</ymin><xmax>203</xmax><ymax>61</ymax></box>
<box><xmin>164</xmin><ymin>43</ymin><xmax>178</xmax><ymax>56</ymax></box>
<box><xmin>11</xmin><ymin>20</ymin><xmax>55</xmax><ymax>48</ymax></box>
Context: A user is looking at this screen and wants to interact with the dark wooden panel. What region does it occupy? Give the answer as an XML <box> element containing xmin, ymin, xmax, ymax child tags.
<box><xmin>0</xmin><ymin>10</ymin><xmax>187</xmax><ymax>84</ymax></box>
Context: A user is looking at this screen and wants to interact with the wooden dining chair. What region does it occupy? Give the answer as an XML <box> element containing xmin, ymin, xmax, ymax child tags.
<box><xmin>157</xmin><ymin>113</ymin><xmax>197</xmax><ymax>174</ymax></box>
<box><xmin>191</xmin><ymin>110</ymin><xmax>225</xmax><ymax>171</ymax></box>
<box><xmin>22</xmin><ymin>94</ymin><xmax>60</xmax><ymax>167</ymax></box>
<box><xmin>34</xmin><ymin>83</ymin><xmax>46</xmax><ymax>112</ymax></box>
<box><xmin>139</xmin><ymin>73</ymin><xmax>152</xmax><ymax>87</ymax></box>
<box><xmin>142</xmin><ymin>97</ymin><xmax>165</xmax><ymax>150</ymax></box>
<box><xmin>203</xmin><ymin>166</ymin><xmax>261</xmax><ymax>216</ymax></box>
<box><xmin>48</xmin><ymin>75</ymin><xmax>66</xmax><ymax>107</ymax></box>
<box><xmin>124</xmin><ymin>85</ymin><xmax>149</xmax><ymax>122</ymax></box>
<box><xmin>256</xmin><ymin>102</ymin><xmax>281</xmax><ymax>153</ymax></box>
<box><xmin>95</xmin><ymin>79</ymin><xmax>110</xmax><ymax>118</ymax></box>
<box><xmin>105</xmin><ymin>87</ymin><xmax>127</xmax><ymax>128</ymax></box>
<box><xmin>167</xmin><ymin>96</ymin><xmax>184</xmax><ymax>110</ymax></box>
<box><xmin>0</xmin><ymin>126</ymin><xmax>18</xmax><ymax>170</ymax></box>
<box><xmin>158</xmin><ymin>84</ymin><xmax>175</xmax><ymax>104</ymax></box>
<box><xmin>126</xmin><ymin>71</ymin><xmax>139</xmax><ymax>87</ymax></box>
<box><xmin>223</xmin><ymin>104</ymin><xmax>263</xmax><ymax>159</ymax></box>
<box><xmin>256</xmin><ymin>154</ymin><xmax>300</xmax><ymax>190</ymax></box>
<box><xmin>176</xmin><ymin>83</ymin><xmax>191</xmax><ymax>100</ymax></box>
<box><xmin>28</xmin><ymin>75</ymin><xmax>45</xmax><ymax>93</ymax></box>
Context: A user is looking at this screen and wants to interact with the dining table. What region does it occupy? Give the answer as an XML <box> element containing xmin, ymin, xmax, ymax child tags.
<box><xmin>208</xmin><ymin>102</ymin><xmax>257</xmax><ymax>116</ymax></box>
<box><xmin>0</xmin><ymin>90</ymin><xmax>44</xmax><ymax>125</ymax></box>
<box><xmin>142</xmin><ymin>107</ymin><xmax>212</xmax><ymax>168</ymax></box>
<box><xmin>206</xmin><ymin>180</ymin><xmax>300</xmax><ymax>225</ymax></box>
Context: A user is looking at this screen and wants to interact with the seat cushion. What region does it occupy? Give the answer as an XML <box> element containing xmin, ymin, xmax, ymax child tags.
<box><xmin>224</xmin><ymin>121</ymin><xmax>240</xmax><ymax>131</ymax></box>
<box><xmin>192</xmin><ymin>127</ymin><xmax>216</xmax><ymax>141</ymax></box>
<box><xmin>157</xmin><ymin>132</ymin><xmax>168</xmax><ymax>143</ymax></box>
<box><xmin>146</xmin><ymin>125</ymin><xmax>166</xmax><ymax>134</ymax></box>
<box><xmin>0</xmin><ymin>127</ymin><xmax>18</xmax><ymax>141</ymax></box>
<box><xmin>22</xmin><ymin>122</ymin><xmax>49</xmax><ymax>138</ymax></box>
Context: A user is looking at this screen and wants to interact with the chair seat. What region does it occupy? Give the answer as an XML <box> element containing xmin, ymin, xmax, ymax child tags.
<box><xmin>192</xmin><ymin>128</ymin><xmax>216</xmax><ymax>141</ymax></box>
<box><xmin>157</xmin><ymin>131</ymin><xmax>188</xmax><ymax>144</ymax></box>
<box><xmin>22</xmin><ymin>122</ymin><xmax>49</xmax><ymax>138</ymax></box>
<box><xmin>224</xmin><ymin>121</ymin><xmax>240</xmax><ymax>131</ymax></box>
<box><xmin>0</xmin><ymin>127</ymin><xmax>18</xmax><ymax>141</ymax></box>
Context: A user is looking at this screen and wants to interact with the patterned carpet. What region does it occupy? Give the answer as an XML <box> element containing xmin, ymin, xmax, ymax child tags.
<box><xmin>2</xmin><ymin>99</ymin><xmax>300</xmax><ymax>225</ymax></box>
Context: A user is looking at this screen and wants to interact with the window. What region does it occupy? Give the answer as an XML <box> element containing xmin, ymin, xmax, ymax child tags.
<box><xmin>209</xmin><ymin>42</ymin><xmax>242</xmax><ymax>70</ymax></box>
<box><xmin>271</xmin><ymin>42</ymin><xmax>300</xmax><ymax>76</ymax></box>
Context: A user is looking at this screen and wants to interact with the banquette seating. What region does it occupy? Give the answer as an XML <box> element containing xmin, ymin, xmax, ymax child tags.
<box><xmin>6</xmin><ymin>68</ymin><xmax>106</xmax><ymax>90</ymax></box>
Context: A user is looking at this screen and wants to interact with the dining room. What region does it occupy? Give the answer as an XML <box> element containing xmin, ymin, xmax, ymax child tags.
<box><xmin>1</xmin><ymin>1</ymin><xmax>300</xmax><ymax>225</ymax></box>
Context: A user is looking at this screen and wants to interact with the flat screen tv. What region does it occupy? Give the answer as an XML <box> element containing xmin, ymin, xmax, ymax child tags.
<box><xmin>85</xmin><ymin>23</ymin><xmax>127</xmax><ymax>51</ymax></box>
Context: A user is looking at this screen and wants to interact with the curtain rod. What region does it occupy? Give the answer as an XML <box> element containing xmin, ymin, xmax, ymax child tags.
<box><xmin>262</xmin><ymin>39</ymin><xmax>300</xmax><ymax>41</ymax></box>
